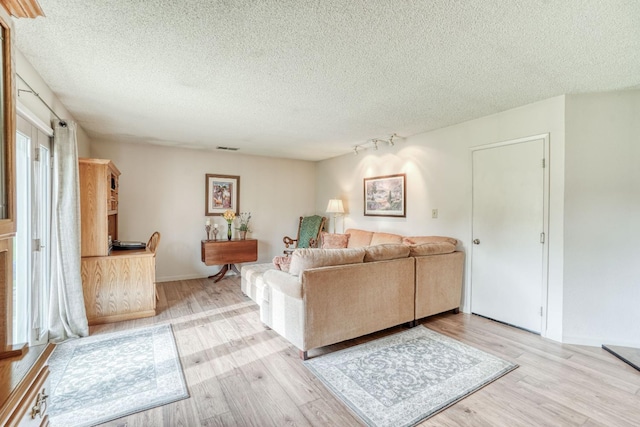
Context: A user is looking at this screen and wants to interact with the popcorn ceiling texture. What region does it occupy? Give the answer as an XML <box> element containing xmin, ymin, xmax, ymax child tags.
<box><xmin>14</xmin><ymin>0</ymin><xmax>640</xmax><ymax>161</ymax></box>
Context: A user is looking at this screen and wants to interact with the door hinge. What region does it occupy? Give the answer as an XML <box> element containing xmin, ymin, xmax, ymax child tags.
<box><xmin>542</xmin><ymin>158</ymin><xmax>546</xmax><ymax>168</ymax></box>
<box><xmin>33</xmin><ymin>238</ymin><xmax>41</xmax><ymax>251</ymax></box>
<box><xmin>540</xmin><ymin>232</ymin><xmax>545</xmax><ymax>244</ymax></box>
<box><xmin>540</xmin><ymin>307</ymin><xmax>543</xmax><ymax>317</ymax></box>
<box><xmin>34</xmin><ymin>147</ymin><xmax>40</xmax><ymax>161</ymax></box>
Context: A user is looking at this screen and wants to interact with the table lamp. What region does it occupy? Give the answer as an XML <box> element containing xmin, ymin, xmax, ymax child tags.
<box><xmin>326</xmin><ymin>199</ymin><xmax>345</xmax><ymax>233</ymax></box>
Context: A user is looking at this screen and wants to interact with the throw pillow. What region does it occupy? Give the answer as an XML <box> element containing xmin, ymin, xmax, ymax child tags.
<box><xmin>288</xmin><ymin>247</ymin><xmax>366</xmax><ymax>276</ymax></box>
<box><xmin>272</xmin><ymin>255</ymin><xmax>292</xmax><ymax>273</ymax></box>
<box><xmin>321</xmin><ymin>232</ymin><xmax>350</xmax><ymax>249</ymax></box>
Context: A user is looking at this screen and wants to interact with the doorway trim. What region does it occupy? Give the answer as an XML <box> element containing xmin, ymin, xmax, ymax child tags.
<box><xmin>470</xmin><ymin>133</ymin><xmax>551</xmax><ymax>336</ymax></box>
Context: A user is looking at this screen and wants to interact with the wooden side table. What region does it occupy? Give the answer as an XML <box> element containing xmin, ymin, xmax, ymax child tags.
<box><xmin>201</xmin><ymin>239</ymin><xmax>258</xmax><ymax>282</ymax></box>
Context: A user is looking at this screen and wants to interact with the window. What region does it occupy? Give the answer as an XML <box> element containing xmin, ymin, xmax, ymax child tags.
<box><xmin>14</xmin><ymin>113</ymin><xmax>52</xmax><ymax>345</ymax></box>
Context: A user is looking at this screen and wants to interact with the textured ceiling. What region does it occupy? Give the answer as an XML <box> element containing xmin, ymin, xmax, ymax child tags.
<box><xmin>13</xmin><ymin>0</ymin><xmax>640</xmax><ymax>161</ymax></box>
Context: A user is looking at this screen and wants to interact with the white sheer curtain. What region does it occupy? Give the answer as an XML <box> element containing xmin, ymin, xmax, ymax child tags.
<box><xmin>49</xmin><ymin>121</ymin><xmax>88</xmax><ymax>342</ymax></box>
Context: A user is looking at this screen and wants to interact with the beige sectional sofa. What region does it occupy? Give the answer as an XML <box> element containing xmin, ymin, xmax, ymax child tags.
<box><xmin>240</xmin><ymin>228</ymin><xmax>464</xmax><ymax>359</ymax></box>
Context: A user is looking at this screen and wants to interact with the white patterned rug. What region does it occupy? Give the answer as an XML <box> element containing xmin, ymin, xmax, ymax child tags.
<box><xmin>304</xmin><ymin>326</ymin><xmax>517</xmax><ymax>427</ymax></box>
<box><xmin>48</xmin><ymin>324</ymin><xmax>188</xmax><ymax>427</ymax></box>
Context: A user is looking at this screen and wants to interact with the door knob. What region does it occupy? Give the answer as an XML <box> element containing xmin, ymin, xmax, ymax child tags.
<box><xmin>473</xmin><ymin>239</ymin><xmax>480</xmax><ymax>245</ymax></box>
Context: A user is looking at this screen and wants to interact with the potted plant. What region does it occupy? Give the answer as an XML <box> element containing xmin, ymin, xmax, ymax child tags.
<box><xmin>236</xmin><ymin>212</ymin><xmax>252</xmax><ymax>239</ymax></box>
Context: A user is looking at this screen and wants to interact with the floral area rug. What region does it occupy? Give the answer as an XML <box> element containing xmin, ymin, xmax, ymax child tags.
<box><xmin>48</xmin><ymin>324</ymin><xmax>188</xmax><ymax>427</ymax></box>
<box><xmin>304</xmin><ymin>326</ymin><xmax>517</xmax><ymax>427</ymax></box>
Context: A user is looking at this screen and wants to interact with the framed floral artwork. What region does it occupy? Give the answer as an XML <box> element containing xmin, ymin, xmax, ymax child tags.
<box><xmin>364</xmin><ymin>174</ymin><xmax>406</xmax><ymax>217</ymax></box>
<box><xmin>205</xmin><ymin>174</ymin><xmax>240</xmax><ymax>216</ymax></box>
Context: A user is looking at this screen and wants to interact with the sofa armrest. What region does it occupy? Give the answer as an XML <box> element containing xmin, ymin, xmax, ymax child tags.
<box><xmin>263</xmin><ymin>269</ymin><xmax>303</xmax><ymax>299</ymax></box>
<box><xmin>415</xmin><ymin>251</ymin><xmax>465</xmax><ymax>319</ymax></box>
<box><xmin>300</xmin><ymin>258</ymin><xmax>415</xmax><ymax>350</ymax></box>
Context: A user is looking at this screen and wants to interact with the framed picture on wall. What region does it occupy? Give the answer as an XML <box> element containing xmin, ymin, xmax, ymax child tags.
<box><xmin>364</xmin><ymin>174</ymin><xmax>406</xmax><ymax>217</ymax></box>
<box><xmin>205</xmin><ymin>174</ymin><xmax>240</xmax><ymax>216</ymax></box>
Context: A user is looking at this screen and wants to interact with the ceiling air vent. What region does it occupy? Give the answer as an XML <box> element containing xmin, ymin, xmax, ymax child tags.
<box><xmin>216</xmin><ymin>146</ymin><xmax>239</xmax><ymax>151</ymax></box>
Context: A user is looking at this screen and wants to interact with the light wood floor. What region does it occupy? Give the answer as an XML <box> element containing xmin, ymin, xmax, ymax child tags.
<box><xmin>91</xmin><ymin>276</ymin><xmax>640</xmax><ymax>427</ymax></box>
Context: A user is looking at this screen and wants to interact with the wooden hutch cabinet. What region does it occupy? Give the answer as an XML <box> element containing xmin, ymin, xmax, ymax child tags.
<box><xmin>79</xmin><ymin>158</ymin><xmax>157</xmax><ymax>325</ymax></box>
<box><xmin>78</xmin><ymin>158</ymin><xmax>120</xmax><ymax>257</ymax></box>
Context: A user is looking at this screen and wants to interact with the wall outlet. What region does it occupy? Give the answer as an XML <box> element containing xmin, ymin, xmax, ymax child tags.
<box><xmin>432</xmin><ymin>209</ymin><xmax>438</xmax><ymax>219</ymax></box>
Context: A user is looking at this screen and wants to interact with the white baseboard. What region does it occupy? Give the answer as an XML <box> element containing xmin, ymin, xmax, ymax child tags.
<box><xmin>156</xmin><ymin>273</ymin><xmax>211</xmax><ymax>283</ymax></box>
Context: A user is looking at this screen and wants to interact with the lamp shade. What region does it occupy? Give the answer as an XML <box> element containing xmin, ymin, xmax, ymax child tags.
<box><xmin>326</xmin><ymin>199</ymin><xmax>344</xmax><ymax>214</ymax></box>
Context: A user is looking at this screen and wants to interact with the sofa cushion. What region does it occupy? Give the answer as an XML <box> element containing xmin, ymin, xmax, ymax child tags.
<box><xmin>364</xmin><ymin>244</ymin><xmax>411</xmax><ymax>262</ymax></box>
<box><xmin>403</xmin><ymin>236</ymin><xmax>458</xmax><ymax>246</ymax></box>
<box><xmin>263</xmin><ymin>269</ymin><xmax>303</xmax><ymax>299</ymax></box>
<box><xmin>345</xmin><ymin>229</ymin><xmax>374</xmax><ymax>248</ymax></box>
<box><xmin>370</xmin><ymin>232</ymin><xmax>404</xmax><ymax>246</ymax></box>
<box><xmin>320</xmin><ymin>232</ymin><xmax>350</xmax><ymax>249</ymax></box>
<box><xmin>240</xmin><ymin>263</ymin><xmax>274</xmax><ymax>304</ymax></box>
<box><xmin>289</xmin><ymin>247</ymin><xmax>366</xmax><ymax>276</ymax></box>
<box><xmin>408</xmin><ymin>242</ymin><xmax>457</xmax><ymax>257</ymax></box>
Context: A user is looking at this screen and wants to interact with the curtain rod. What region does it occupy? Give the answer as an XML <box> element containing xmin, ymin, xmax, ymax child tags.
<box><xmin>16</xmin><ymin>73</ymin><xmax>67</xmax><ymax>127</ymax></box>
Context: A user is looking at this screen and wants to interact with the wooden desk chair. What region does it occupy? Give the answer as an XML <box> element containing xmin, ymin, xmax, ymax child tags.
<box><xmin>147</xmin><ymin>231</ymin><xmax>161</xmax><ymax>254</ymax></box>
<box><xmin>283</xmin><ymin>215</ymin><xmax>326</xmax><ymax>255</ymax></box>
<box><xmin>147</xmin><ymin>231</ymin><xmax>161</xmax><ymax>301</ymax></box>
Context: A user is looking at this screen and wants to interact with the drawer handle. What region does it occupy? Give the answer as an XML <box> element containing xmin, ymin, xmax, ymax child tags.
<box><xmin>31</xmin><ymin>388</ymin><xmax>49</xmax><ymax>419</ymax></box>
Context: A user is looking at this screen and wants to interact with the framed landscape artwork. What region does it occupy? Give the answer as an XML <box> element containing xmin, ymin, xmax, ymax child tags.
<box><xmin>205</xmin><ymin>174</ymin><xmax>240</xmax><ymax>216</ymax></box>
<box><xmin>364</xmin><ymin>174</ymin><xmax>406</xmax><ymax>217</ymax></box>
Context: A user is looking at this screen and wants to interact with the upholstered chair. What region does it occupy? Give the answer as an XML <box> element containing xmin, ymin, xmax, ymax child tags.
<box><xmin>283</xmin><ymin>215</ymin><xmax>326</xmax><ymax>255</ymax></box>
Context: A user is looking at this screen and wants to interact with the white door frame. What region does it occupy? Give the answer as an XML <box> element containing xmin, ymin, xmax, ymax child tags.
<box><xmin>470</xmin><ymin>133</ymin><xmax>551</xmax><ymax>336</ymax></box>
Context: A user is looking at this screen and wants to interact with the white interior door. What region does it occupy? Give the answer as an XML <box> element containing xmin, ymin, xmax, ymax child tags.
<box><xmin>471</xmin><ymin>137</ymin><xmax>546</xmax><ymax>333</ymax></box>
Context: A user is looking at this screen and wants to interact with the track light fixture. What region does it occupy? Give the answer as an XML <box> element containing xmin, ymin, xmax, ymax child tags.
<box><xmin>351</xmin><ymin>133</ymin><xmax>399</xmax><ymax>155</ymax></box>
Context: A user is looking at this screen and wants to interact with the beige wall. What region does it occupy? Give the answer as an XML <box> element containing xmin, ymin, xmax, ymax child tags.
<box><xmin>316</xmin><ymin>96</ymin><xmax>566</xmax><ymax>341</ymax></box>
<box><xmin>563</xmin><ymin>90</ymin><xmax>640</xmax><ymax>347</ymax></box>
<box><xmin>91</xmin><ymin>140</ymin><xmax>317</xmax><ymax>281</ymax></box>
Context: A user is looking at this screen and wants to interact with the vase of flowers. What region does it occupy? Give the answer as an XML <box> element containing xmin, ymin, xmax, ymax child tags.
<box><xmin>223</xmin><ymin>209</ymin><xmax>236</xmax><ymax>240</ymax></box>
<box><xmin>236</xmin><ymin>212</ymin><xmax>252</xmax><ymax>239</ymax></box>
